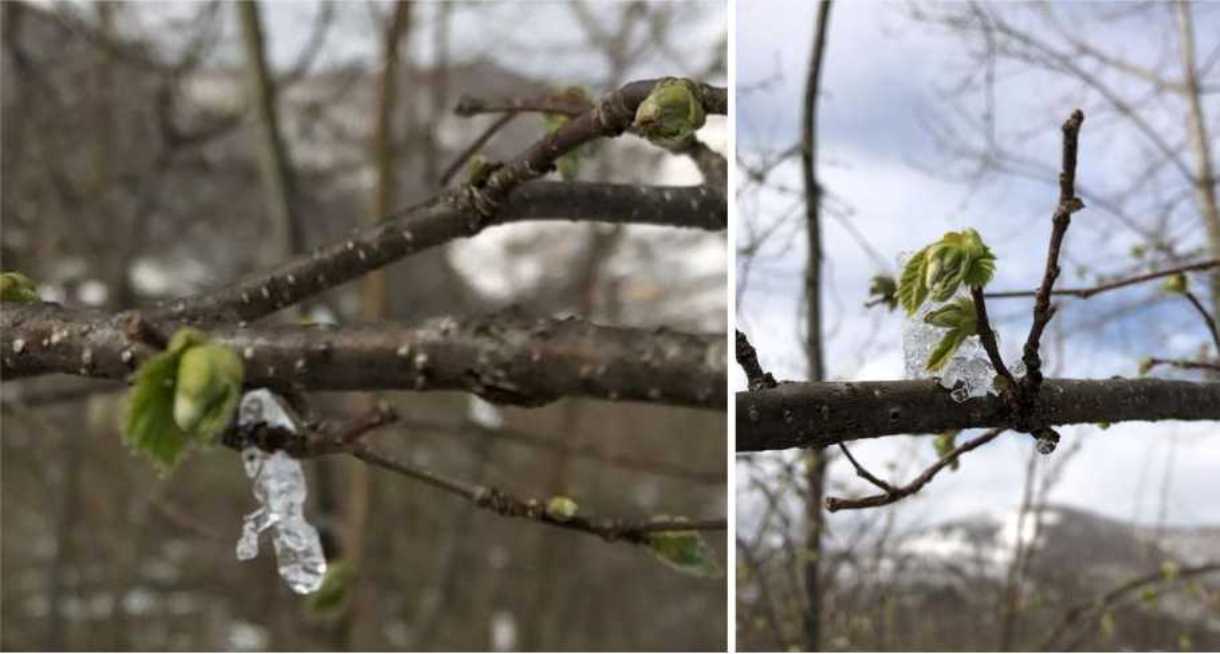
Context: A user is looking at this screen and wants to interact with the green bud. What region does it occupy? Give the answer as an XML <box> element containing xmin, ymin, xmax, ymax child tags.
<box><xmin>867</xmin><ymin>275</ymin><xmax>898</xmax><ymax>311</ymax></box>
<box><xmin>645</xmin><ymin>527</ymin><xmax>722</xmax><ymax>578</ymax></box>
<box><xmin>173</xmin><ymin>343</ymin><xmax>243</xmax><ymax>441</ymax></box>
<box><xmin>466</xmin><ymin>155</ymin><xmax>500</xmax><ymax>187</ymax></box>
<box><xmin>545</xmin><ymin>496</ymin><xmax>579</xmax><ymax>522</ymax></box>
<box><xmin>1160</xmin><ymin>272</ymin><xmax>1187</xmax><ymax>295</ymax></box>
<box><xmin>634</xmin><ymin>79</ymin><xmax>706</xmax><ymax>148</ymax></box>
<box><xmin>0</xmin><ymin>271</ymin><xmax>40</xmax><ymax>303</ymax></box>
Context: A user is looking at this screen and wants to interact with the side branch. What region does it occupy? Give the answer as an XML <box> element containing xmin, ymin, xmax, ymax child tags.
<box><xmin>158</xmin><ymin>182</ymin><xmax>724</xmax><ymax>324</ymax></box>
<box><xmin>2</xmin><ymin>304</ymin><xmax>727</xmax><ymax>410</ymax></box>
<box><xmin>353</xmin><ymin>445</ymin><xmax>726</xmax><ymax>544</ymax></box>
<box><xmin>737</xmin><ymin>378</ymin><xmax>1220</xmax><ymax>452</ymax></box>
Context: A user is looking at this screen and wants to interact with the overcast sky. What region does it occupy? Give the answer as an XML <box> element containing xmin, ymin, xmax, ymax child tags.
<box><xmin>735</xmin><ymin>0</ymin><xmax>1220</xmax><ymax>531</ymax></box>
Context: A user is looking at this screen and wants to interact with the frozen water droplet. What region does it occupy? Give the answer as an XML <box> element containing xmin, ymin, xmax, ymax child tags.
<box><xmin>1035</xmin><ymin>436</ymin><xmax>1057</xmax><ymax>455</ymax></box>
<box><xmin>11</xmin><ymin>339</ymin><xmax>24</xmax><ymax>354</ymax></box>
<box><xmin>949</xmin><ymin>385</ymin><xmax>970</xmax><ymax>403</ymax></box>
<box><xmin>234</xmin><ymin>390</ymin><xmax>326</xmax><ymax>594</ymax></box>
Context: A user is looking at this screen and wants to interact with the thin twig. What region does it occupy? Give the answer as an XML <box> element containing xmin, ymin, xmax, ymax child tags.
<box><xmin>971</xmin><ymin>285</ymin><xmax>1016</xmax><ymax>388</ymax></box>
<box><xmin>1145</xmin><ymin>357</ymin><xmax>1220</xmax><ymax>373</ymax></box>
<box><xmin>835</xmin><ymin>443</ymin><xmax>895</xmax><ymax>493</ymax></box>
<box><xmin>986</xmin><ymin>258</ymin><xmax>1219</xmax><ymax>299</ymax></box>
<box><xmin>350</xmin><ymin>444</ymin><xmax>726</xmax><ymax>544</ymax></box>
<box><xmin>454</xmin><ymin>93</ymin><xmax>592</xmax><ymax>118</ymax></box>
<box><xmin>735</xmin><ymin>329</ymin><xmax>777</xmax><ymax>391</ymax></box>
<box><xmin>438</xmin><ymin>112</ymin><xmax>517</xmax><ymax>187</ymax></box>
<box><xmin>1021</xmin><ymin>108</ymin><xmax>1085</xmax><ymax>394</ymax></box>
<box><xmin>824</xmin><ymin>428</ymin><xmax>1005</xmax><ymax>511</ymax></box>
<box><xmin>1183</xmin><ymin>289</ymin><xmax>1220</xmax><ymax>353</ymax></box>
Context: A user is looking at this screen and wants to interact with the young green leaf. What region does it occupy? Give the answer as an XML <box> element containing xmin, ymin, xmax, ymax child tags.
<box><xmin>122</xmin><ymin>348</ymin><xmax>192</xmax><ymax>472</ymax></box>
<box><xmin>633</xmin><ymin>78</ymin><xmax>706</xmax><ymax>148</ymax></box>
<box><xmin>305</xmin><ymin>559</ymin><xmax>356</xmax><ymax>616</ymax></box>
<box><xmin>898</xmin><ymin>247</ymin><xmax>930</xmax><ymax>315</ymax></box>
<box><xmin>926</xmin><ymin>329</ymin><xmax>970</xmax><ymax>373</ymax></box>
<box><xmin>0</xmin><ymin>271</ymin><xmax>40</xmax><ymax>303</ymax></box>
<box><xmin>174</xmin><ymin>343</ymin><xmax>244</xmax><ymax>442</ymax></box>
<box><xmin>934</xmin><ymin>431</ymin><xmax>960</xmax><ymax>470</ymax></box>
<box><xmin>644</xmin><ymin>529</ymin><xmax>722</xmax><ymax>578</ymax></box>
<box><xmin>899</xmin><ymin>230</ymin><xmax>997</xmax><ymax>315</ymax></box>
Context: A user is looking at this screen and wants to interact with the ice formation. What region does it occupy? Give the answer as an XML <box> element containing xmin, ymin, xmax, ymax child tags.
<box><xmin>235</xmin><ymin>389</ymin><xmax>326</xmax><ymax>594</ymax></box>
<box><xmin>900</xmin><ymin>271</ymin><xmax>1024</xmax><ymax>403</ymax></box>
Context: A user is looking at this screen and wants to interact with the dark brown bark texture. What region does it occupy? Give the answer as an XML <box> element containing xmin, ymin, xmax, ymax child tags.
<box><xmin>2</xmin><ymin>303</ymin><xmax>725</xmax><ymax>409</ymax></box>
<box><xmin>737</xmin><ymin>378</ymin><xmax>1220</xmax><ymax>452</ymax></box>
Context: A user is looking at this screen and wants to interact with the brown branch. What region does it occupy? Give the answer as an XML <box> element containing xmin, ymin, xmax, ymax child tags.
<box><xmin>985</xmin><ymin>258</ymin><xmax>1220</xmax><ymax>299</ymax></box>
<box><xmin>971</xmin><ymin>285</ymin><xmax>1016</xmax><ymax>387</ymax></box>
<box><xmin>454</xmin><ymin>93</ymin><xmax>592</xmax><ymax>118</ymax></box>
<box><xmin>350</xmin><ymin>445</ymin><xmax>725</xmax><ymax>544</ymax></box>
<box><xmin>1039</xmin><ymin>562</ymin><xmax>1220</xmax><ymax>651</ymax></box>
<box><xmin>1021</xmin><ymin>108</ymin><xmax>1085</xmax><ymax>394</ymax></box>
<box><xmin>1183</xmin><ymin>289</ymin><xmax>1220</xmax><ymax>353</ymax></box>
<box><xmin>736</xmin><ymin>378</ymin><xmax>1220</xmax><ymax>452</ymax></box>
<box><xmin>1145</xmin><ymin>357</ymin><xmax>1220</xmax><ymax>373</ymax></box>
<box><xmin>825</xmin><ymin>428</ymin><xmax>1004</xmax><ymax>511</ymax></box>
<box><xmin>438</xmin><ymin>112</ymin><xmax>517</xmax><ymax>187</ymax></box>
<box><xmin>835</xmin><ymin>443</ymin><xmax>895</xmax><ymax>494</ymax></box>
<box><xmin>2</xmin><ymin>303</ymin><xmax>726</xmax><ymax>410</ymax></box>
<box><xmin>155</xmin><ymin>78</ymin><xmax>724</xmax><ymax>325</ymax></box>
<box><xmin>735</xmin><ymin>329</ymin><xmax>777</xmax><ymax>391</ymax></box>
<box><xmin>149</xmin><ymin>181</ymin><xmax>724</xmax><ymax>324</ymax></box>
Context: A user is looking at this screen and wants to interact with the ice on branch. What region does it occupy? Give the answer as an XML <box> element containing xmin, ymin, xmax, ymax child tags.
<box><xmin>235</xmin><ymin>390</ymin><xmax>327</xmax><ymax>594</ymax></box>
<box><xmin>900</xmin><ymin>254</ymin><xmax>1023</xmax><ymax>403</ymax></box>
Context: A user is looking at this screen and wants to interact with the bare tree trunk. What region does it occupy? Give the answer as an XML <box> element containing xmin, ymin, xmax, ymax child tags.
<box><xmin>423</xmin><ymin>2</ymin><xmax>450</xmax><ymax>188</ymax></box>
<box><xmin>44</xmin><ymin>426</ymin><xmax>83</xmax><ymax>651</ymax></box>
<box><xmin>237</xmin><ymin>0</ymin><xmax>304</xmax><ymax>266</ymax></box>
<box><xmin>1173</xmin><ymin>0</ymin><xmax>1220</xmax><ymax>330</ymax></box>
<box><xmin>338</xmin><ymin>3</ymin><xmax>413</xmax><ymax>649</ymax></box>
<box><xmin>801</xmin><ymin>2</ymin><xmax>833</xmax><ymax>650</ymax></box>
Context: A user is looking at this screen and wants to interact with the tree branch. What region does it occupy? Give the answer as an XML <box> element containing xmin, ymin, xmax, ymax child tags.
<box><xmin>1021</xmin><ymin>108</ymin><xmax>1084</xmax><ymax>394</ymax></box>
<box><xmin>825</xmin><ymin>428</ymin><xmax>1004</xmax><ymax>511</ymax></box>
<box><xmin>985</xmin><ymin>258</ymin><xmax>1220</xmax><ymax>299</ymax></box>
<box><xmin>736</xmin><ymin>378</ymin><xmax>1220</xmax><ymax>452</ymax></box>
<box><xmin>2</xmin><ymin>304</ymin><xmax>726</xmax><ymax>410</ymax></box>
<box><xmin>352</xmin><ymin>444</ymin><xmax>726</xmax><ymax>544</ymax></box>
<box><xmin>150</xmin><ymin>181</ymin><xmax>724</xmax><ymax>324</ymax></box>
<box><xmin>735</xmin><ymin>329</ymin><xmax>777</xmax><ymax>391</ymax></box>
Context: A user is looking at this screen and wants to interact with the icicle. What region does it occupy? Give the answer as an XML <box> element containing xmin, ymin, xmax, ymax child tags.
<box><xmin>235</xmin><ymin>390</ymin><xmax>327</xmax><ymax>594</ymax></box>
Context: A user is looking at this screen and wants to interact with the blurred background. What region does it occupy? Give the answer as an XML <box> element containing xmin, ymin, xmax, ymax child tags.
<box><xmin>0</xmin><ymin>1</ymin><xmax>727</xmax><ymax>650</ymax></box>
<box><xmin>735</xmin><ymin>1</ymin><xmax>1219</xmax><ymax>651</ymax></box>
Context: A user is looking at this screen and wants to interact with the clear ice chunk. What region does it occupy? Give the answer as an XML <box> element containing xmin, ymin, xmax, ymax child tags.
<box><xmin>235</xmin><ymin>390</ymin><xmax>326</xmax><ymax>594</ymax></box>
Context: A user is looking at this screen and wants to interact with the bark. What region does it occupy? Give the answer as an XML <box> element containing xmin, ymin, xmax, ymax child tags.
<box><xmin>1174</xmin><ymin>0</ymin><xmax>1220</xmax><ymax>340</ymax></box>
<box><xmin>737</xmin><ymin>378</ymin><xmax>1220</xmax><ymax>452</ymax></box>
<box><xmin>800</xmin><ymin>2</ymin><xmax>833</xmax><ymax>650</ymax></box>
<box><xmin>237</xmin><ymin>0</ymin><xmax>305</xmax><ymax>264</ymax></box>
<box><xmin>2</xmin><ymin>304</ymin><xmax>727</xmax><ymax>410</ymax></box>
